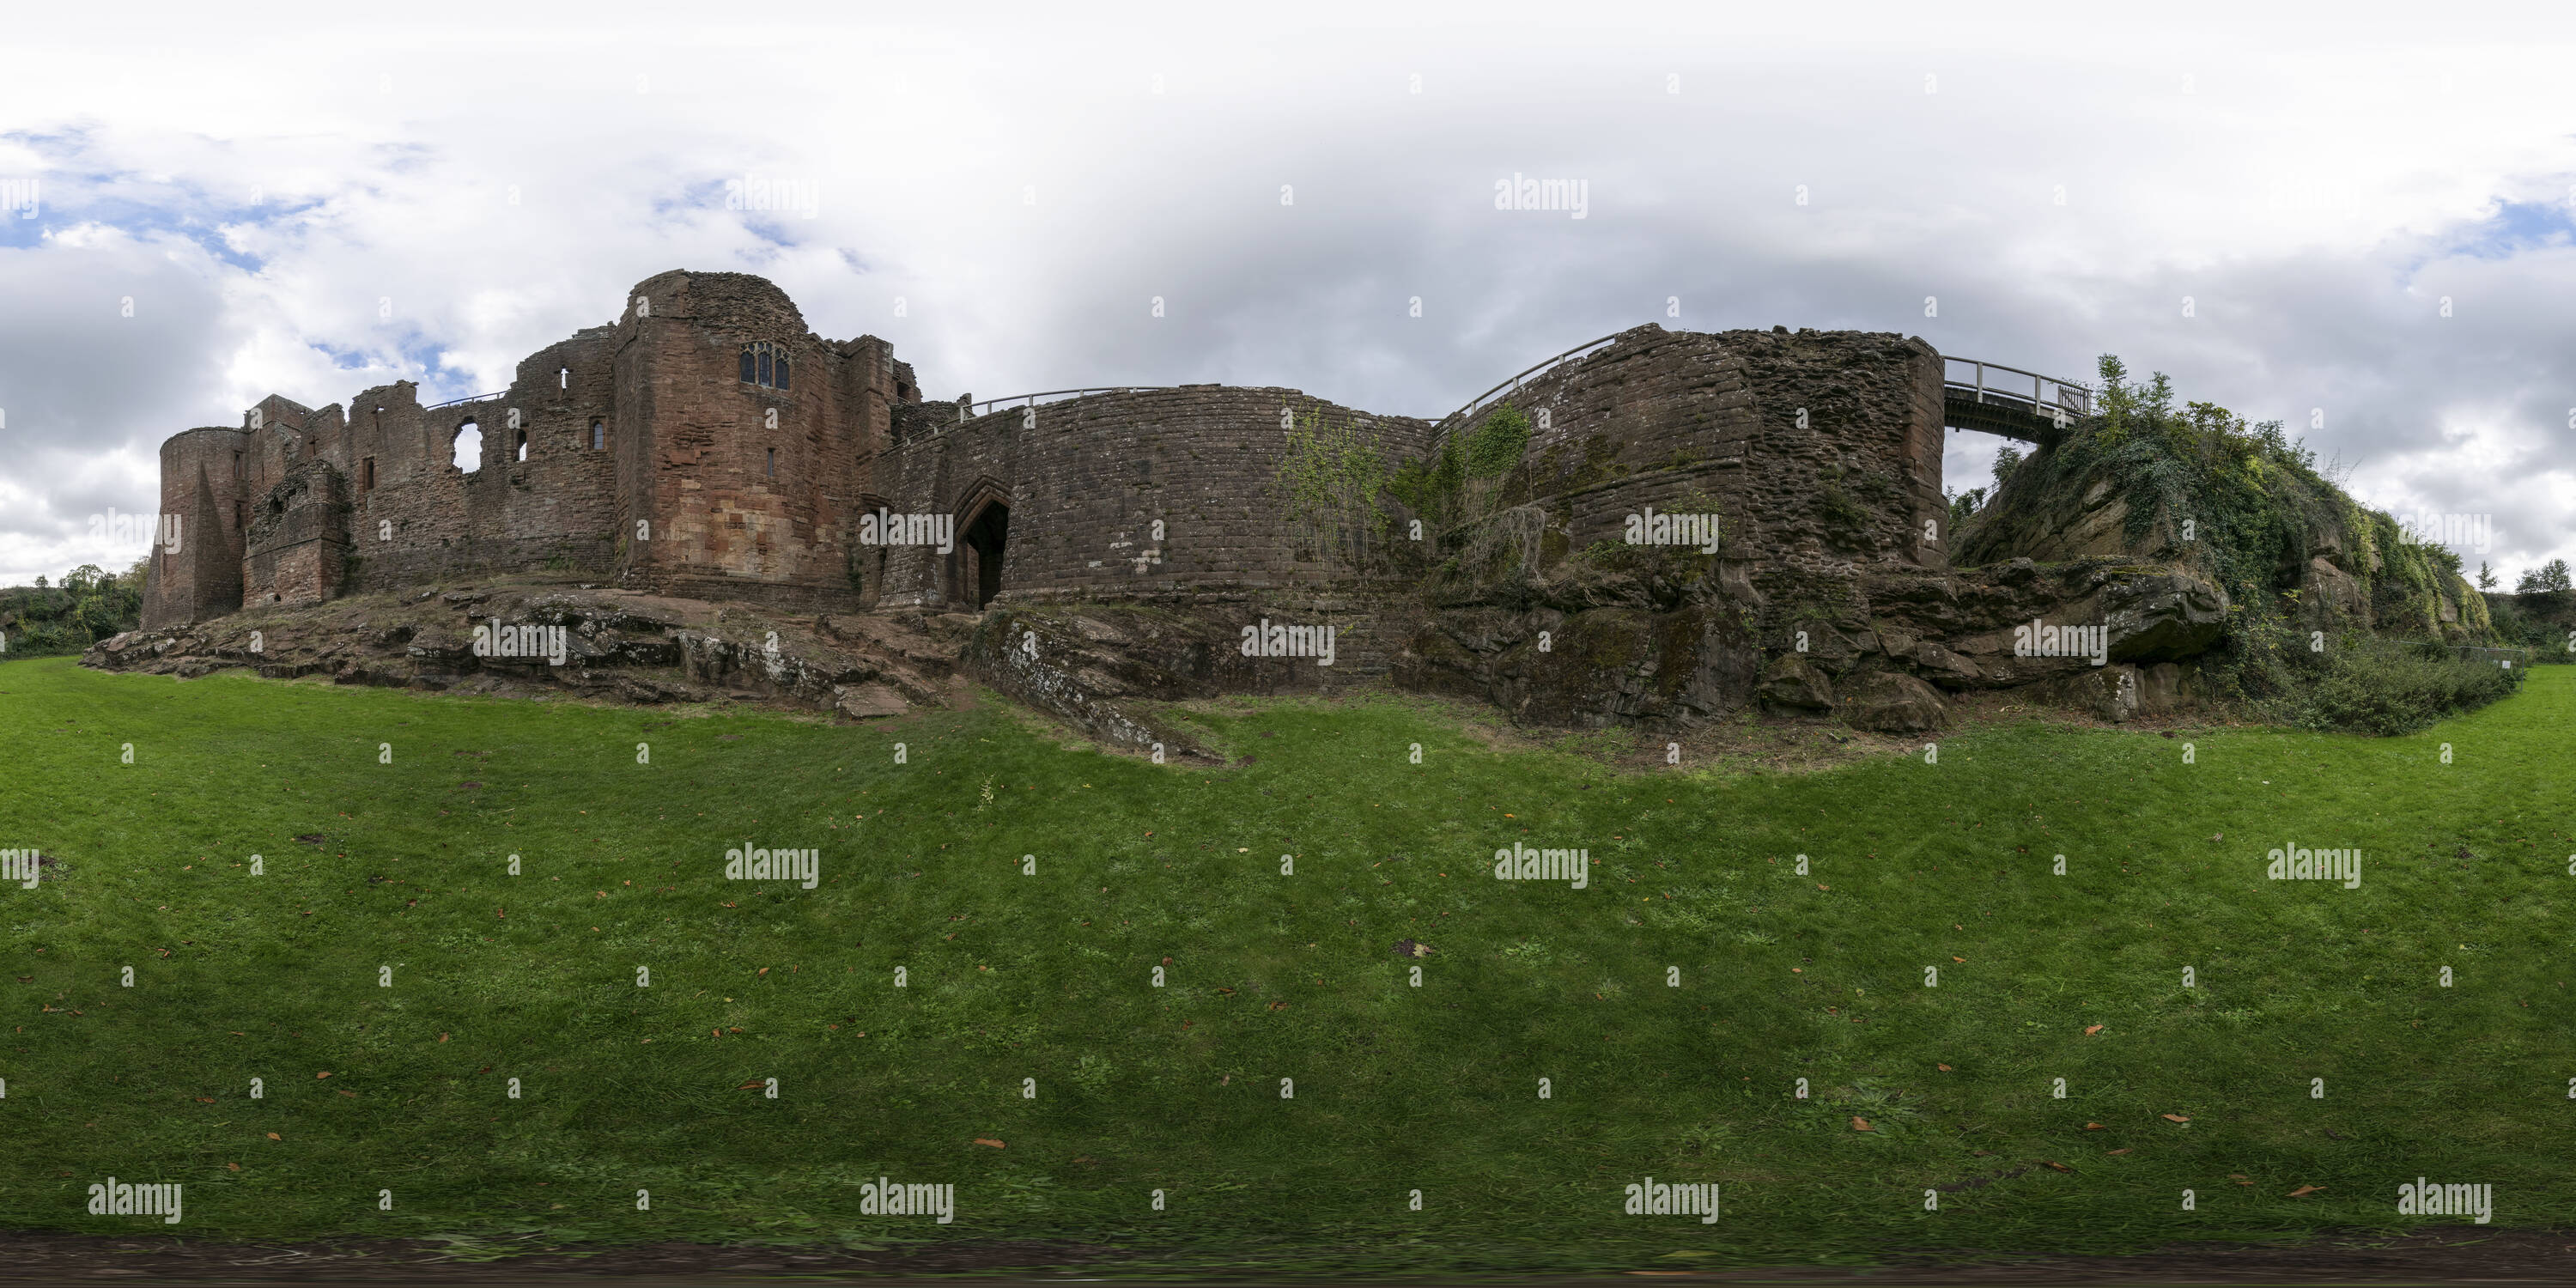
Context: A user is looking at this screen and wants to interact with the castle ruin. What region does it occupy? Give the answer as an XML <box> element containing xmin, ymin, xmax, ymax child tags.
<box><xmin>133</xmin><ymin>268</ymin><xmax>2227</xmax><ymax>736</ymax></box>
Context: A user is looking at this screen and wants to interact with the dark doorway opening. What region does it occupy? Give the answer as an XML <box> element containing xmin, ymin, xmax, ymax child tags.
<box><xmin>961</xmin><ymin>501</ymin><xmax>1009</xmax><ymax>610</ymax></box>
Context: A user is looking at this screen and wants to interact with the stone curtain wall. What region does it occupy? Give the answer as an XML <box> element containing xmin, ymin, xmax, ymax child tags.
<box><xmin>326</xmin><ymin>323</ymin><xmax>624</xmax><ymax>592</ymax></box>
<box><xmin>1442</xmin><ymin>324</ymin><xmax>1765</xmax><ymax>580</ymax></box>
<box><xmin>867</xmin><ymin>387</ymin><xmax>1432</xmax><ymax>609</ymax></box>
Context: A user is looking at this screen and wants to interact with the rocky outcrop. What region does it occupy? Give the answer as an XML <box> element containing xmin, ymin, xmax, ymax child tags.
<box><xmin>1754</xmin><ymin>653</ymin><xmax>1836</xmax><ymax>712</ymax></box>
<box><xmin>85</xmin><ymin>580</ymin><xmax>969</xmax><ymax>719</ymax></box>
<box><xmin>1838</xmin><ymin>671</ymin><xmax>1949</xmax><ymax>732</ymax></box>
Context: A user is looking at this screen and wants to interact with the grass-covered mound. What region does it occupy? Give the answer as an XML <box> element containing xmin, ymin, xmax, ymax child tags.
<box><xmin>1956</xmin><ymin>359</ymin><xmax>2513</xmax><ymax>731</ymax></box>
<box><xmin>3</xmin><ymin>658</ymin><xmax>2572</xmax><ymax>1273</ymax></box>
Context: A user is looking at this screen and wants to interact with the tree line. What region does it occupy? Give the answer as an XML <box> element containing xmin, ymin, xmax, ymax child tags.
<box><xmin>0</xmin><ymin>556</ymin><xmax>150</xmax><ymax>659</ymax></box>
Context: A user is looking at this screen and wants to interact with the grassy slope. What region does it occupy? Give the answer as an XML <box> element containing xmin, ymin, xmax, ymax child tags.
<box><xmin>1</xmin><ymin>657</ymin><xmax>2569</xmax><ymax>1273</ymax></box>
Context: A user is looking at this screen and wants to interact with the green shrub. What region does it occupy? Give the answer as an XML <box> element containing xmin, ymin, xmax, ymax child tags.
<box><xmin>2291</xmin><ymin>635</ymin><xmax>2522</xmax><ymax>735</ymax></box>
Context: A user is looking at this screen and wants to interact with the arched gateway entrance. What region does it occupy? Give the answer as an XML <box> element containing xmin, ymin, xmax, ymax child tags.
<box><xmin>959</xmin><ymin>497</ymin><xmax>1009</xmax><ymax>610</ymax></box>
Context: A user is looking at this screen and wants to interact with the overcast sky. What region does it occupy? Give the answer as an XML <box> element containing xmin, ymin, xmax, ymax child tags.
<box><xmin>3</xmin><ymin>0</ymin><xmax>2572</xmax><ymax>587</ymax></box>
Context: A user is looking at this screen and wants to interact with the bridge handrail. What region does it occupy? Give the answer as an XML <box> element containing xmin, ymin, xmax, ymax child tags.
<box><xmin>424</xmin><ymin>392</ymin><xmax>507</xmax><ymax>412</ymax></box>
<box><xmin>957</xmin><ymin>386</ymin><xmax>1177</xmax><ymax>422</ymax></box>
<box><xmin>1942</xmin><ymin>357</ymin><xmax>2093</xmax><ymax>417</ymax></box>
<box><xmin>1430</xmin><ymin>332</ymin><xmax>1623</xmax><ymax>437</ymax></box>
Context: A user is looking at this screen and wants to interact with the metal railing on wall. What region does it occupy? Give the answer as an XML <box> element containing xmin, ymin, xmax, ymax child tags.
<box><xmin>1941</xmin><ymin>358</ymin><xmax>2093</xmax><ymax>420</ymax></box>
<box><xmin>956</xmin><ymin>386</ymin><xmax>1178</xmax><ymax>423</ymax></box>
<box><xmin>1427</xmin><ymin>332</ymin><xmax>1622</xmax><ymax>439</ymax></box>
<box><xmin>424</xmin><ymin>392</ymin><xmax>506</xmax><ymax>412</ymax></box>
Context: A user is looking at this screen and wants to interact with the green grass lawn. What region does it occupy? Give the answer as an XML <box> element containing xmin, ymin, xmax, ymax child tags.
<box><xmin>2</xmin><ymin>656</ymin><xmax>2570</xmax><ymax>1273</ymax></box>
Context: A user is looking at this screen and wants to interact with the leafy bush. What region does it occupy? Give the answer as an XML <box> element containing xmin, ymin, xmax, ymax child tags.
<box><xmin>2290</xmin><ymin>635</ymin><xmax>2522</xmax><ymax>736</ymax></box>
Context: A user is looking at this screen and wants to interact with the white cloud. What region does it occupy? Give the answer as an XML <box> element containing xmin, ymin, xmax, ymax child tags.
<box><xmin>3</xmin><ymin>1</ymin><xmax>2573</xmax><ymax>586</ymax></box>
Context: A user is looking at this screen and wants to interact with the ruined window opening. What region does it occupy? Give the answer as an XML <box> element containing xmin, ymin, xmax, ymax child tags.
<box><xmin>558</xmin><ymin>367</ymin><xmax>568</xmax><ymax>390</ymax></box>
<box><xmin>234</xmin><ymin>502</ymin><xmax>244</xmax><ymax>531</ymax></box>
<box><xmin>515</xmin><ymin>428</ymin><xmax>529</xmax><ymax>463</ymax></box>
<box><xmin>766</xmin><ymin>447</ymin><xmax>777</xmax><ymax>478</ymax></box>
<box><xmin>591</xmin><ymin>420</ymin><xmax>606</xmax><ymax>450</ymax></box>
<box><xmin>233</xmin><ymin>452</ymin><xmax>244</xmax><ymax>479</ymax></box>
<box><xmin>453</xmin><ymin>419</ymin><xmax>483</xmax><ymax>472</ymax></box>
<box><xmin>740</xmin><ymin>341</ymin><xmax>789</xmax><ymax>391</ymax></box>
<box><xmin>361</xmin><ymin>458</ymin><xmax>376</xmax><ymax>492</ymax></box>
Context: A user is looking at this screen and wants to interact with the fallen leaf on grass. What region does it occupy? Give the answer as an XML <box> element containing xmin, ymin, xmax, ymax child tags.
<box><xmin>1952</xmin><ymin>957</ymin><xmax>1965</xmax><ymax>963</ymax></box>
<box><xmin>2162</xmin><ymin>1114</ymin><xmax>2190</xmax><ymax>1123</ymax></box>
<box><xmin>2083</xmin><ymin>1025</ymin><xmax>2103</xmax><ymax>1036</ymax></box>
<box><xmin>974</xmin><ymin>1139</ymin><xmax>1005</xmax><ymax>1148</ymax></box>
<box><xmin>2084</xmin><ymin>1122</ymin><xmax>2104</xmax><ymax>1130</ymax></box>
<box><xmin>1936</xmin><ymin>1064</ymin><xmax>1953</xmax><ymax>1072</ymax></box>
<box><xmin>265</xmin><ymin>1133</ymin><xmax>280</xmax><ymax>1141</ymax></box>
<box><xmin>1850</xmin><ymin>1117</ymin><xmax>1873</xmax><ymax>1131</ymax></box>
<box><xmin>315</xmin><ymin>1072</ymin><xmax>331</xmax><ymax>1079</ymax></box>
<box><xmin>737</xmin><ymin>1081</ymin><xmax>766</xmax><ymax>1090</ymax></box>
<box><xmin>2287</xmin><ymin>1185</ymin><xmax>2324</xmax><ymax>1198</ymax></box>
<box><xmin>2039</xmin><ymin>1161</ymin><xmax>2072</xmax><ymax>1173</ymax></box>
<box><xmin>2105</xmin><ymin>1148</ymin><xmax>2129</xmax><ymax>1155</ymax></box>
<box><xmin>227</xmin><ymin>1163</ymin><xmax>240</xmax><ymax>1171</ymax></box>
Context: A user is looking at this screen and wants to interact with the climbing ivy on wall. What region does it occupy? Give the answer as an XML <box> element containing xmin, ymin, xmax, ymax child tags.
<box><xmin>1464</xmin><ymin>404</ymin><xmax>1532</xmax><ymax>479</ymax></box>
<box><xmin>1273</xmin><ymin>406</ymin><xmax>1392</xmax><ymax>576</ymax></box>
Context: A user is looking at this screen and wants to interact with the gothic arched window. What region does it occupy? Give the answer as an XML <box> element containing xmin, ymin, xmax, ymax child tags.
<box><xmin>740</xmin><ymin>341</ymin><xmax>790</xmax><ymax>391</ymax></box>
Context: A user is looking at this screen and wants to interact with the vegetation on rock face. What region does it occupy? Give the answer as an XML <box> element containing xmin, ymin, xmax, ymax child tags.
<box><xmin>0</xmin><ymin>559</ymin><xmax>147</xmax><ymax>660</ymax></box>
<box><xmin>1956</xmin><ymin>355</ymin><xmax>2509</xmax><ymax>731</ymax></box>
